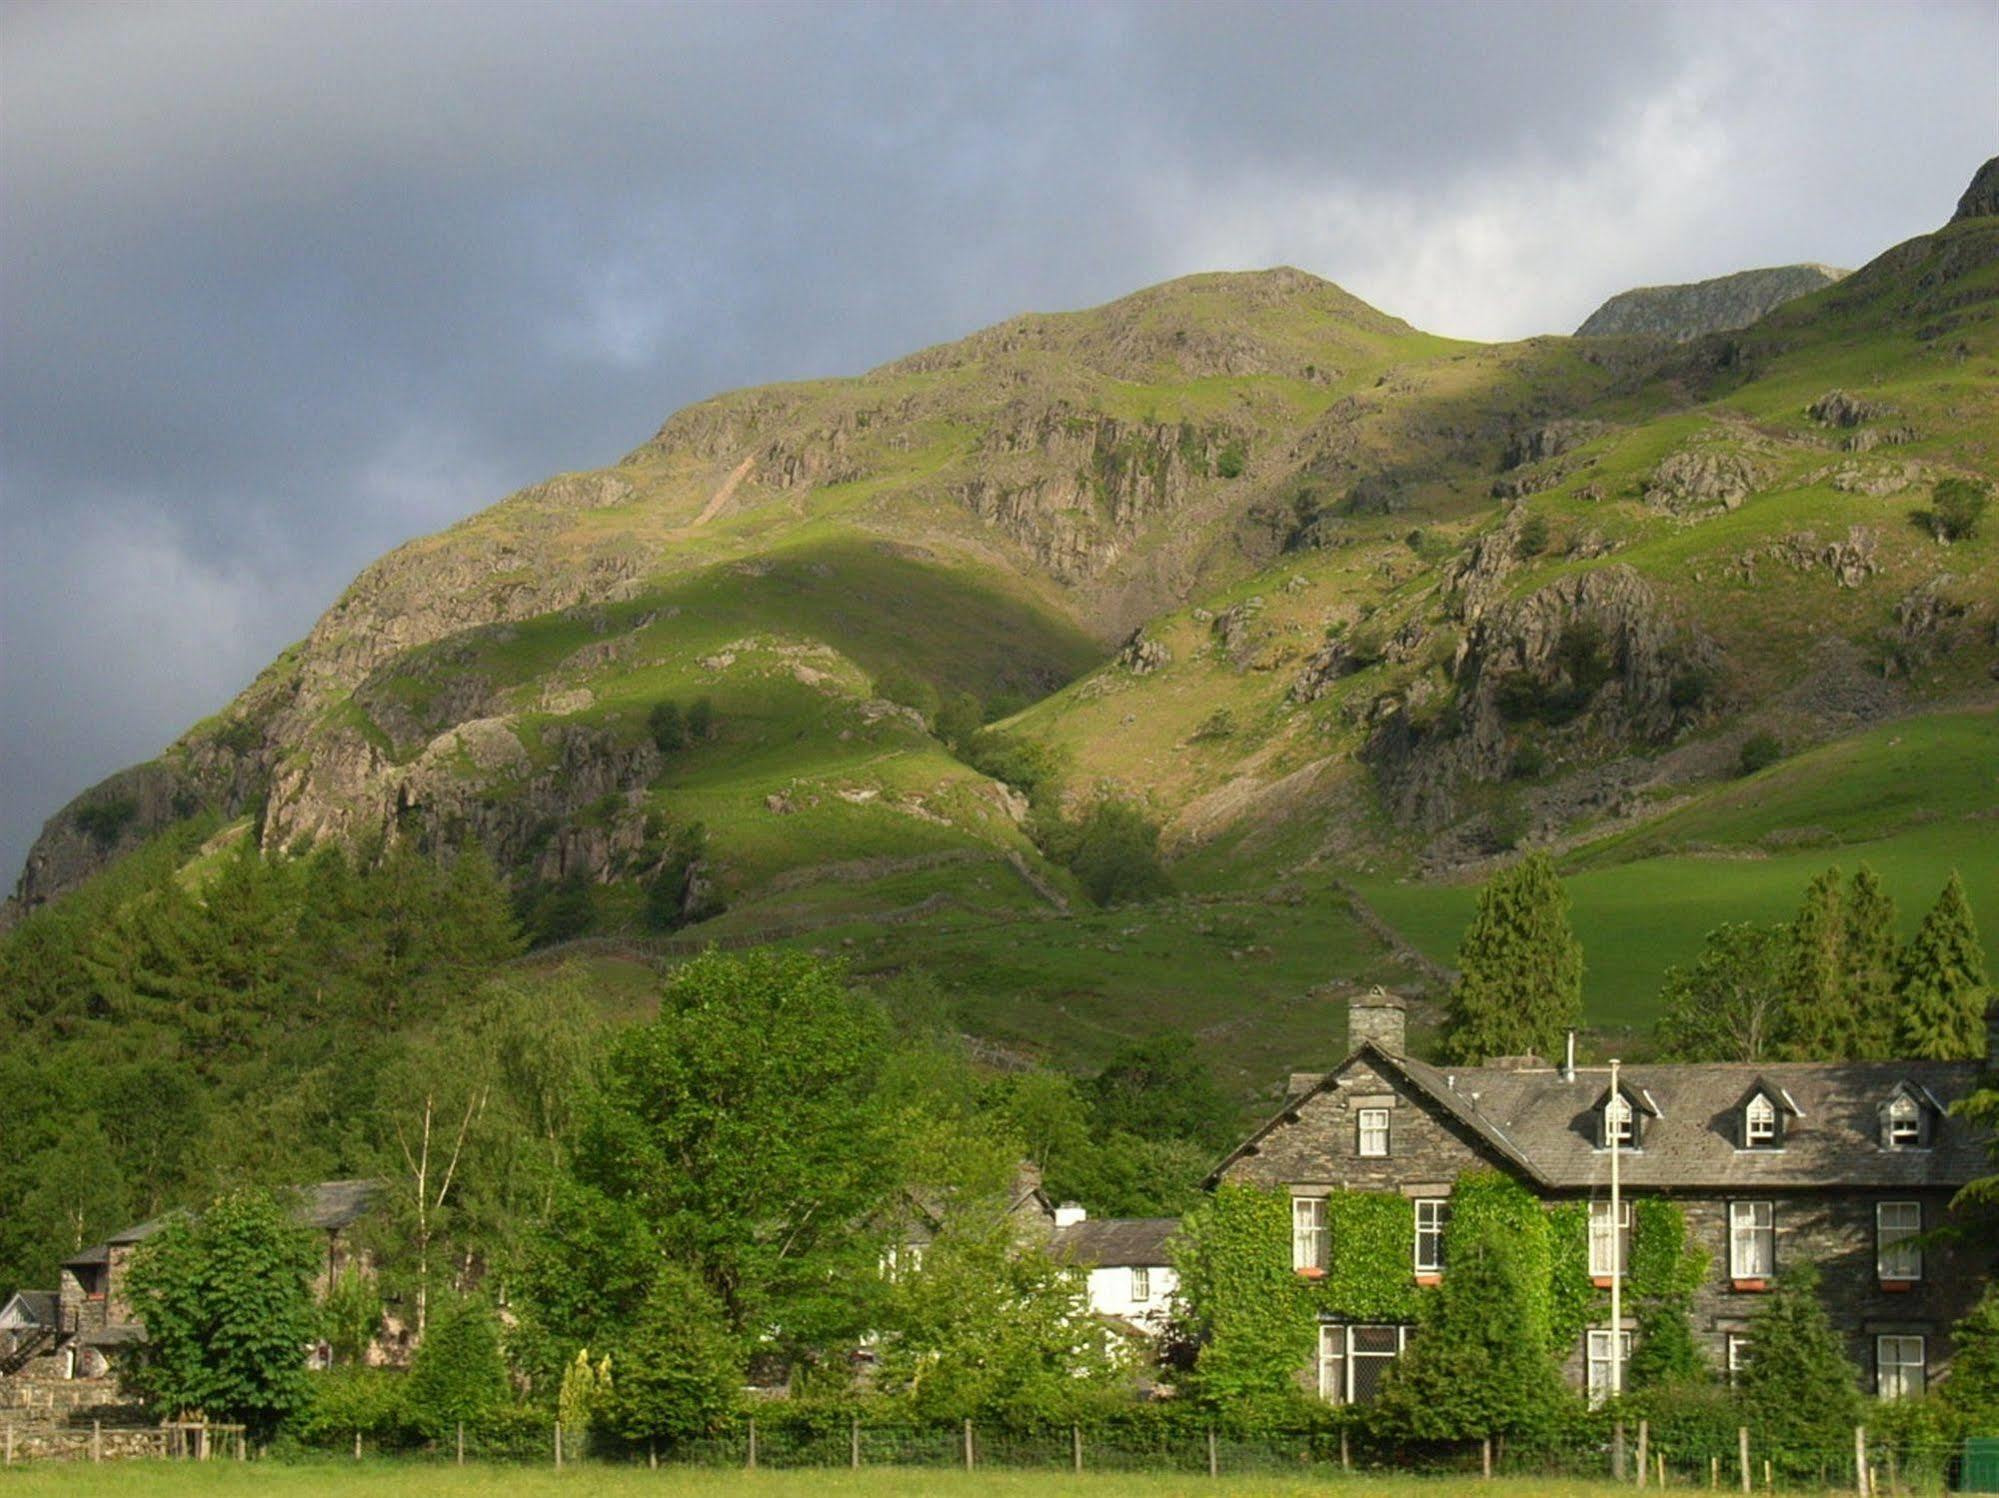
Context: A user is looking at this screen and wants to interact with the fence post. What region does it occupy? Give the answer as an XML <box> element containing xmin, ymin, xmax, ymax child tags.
<box><xmin>1887</xmin><ymin>1449</ymin><xmax>1898</xmax><ymax>1496</ymax></box>
<box><xmin>1763</xmin><ymin>1458</ymin><xmax>1772</xmax><ymax>1490</ymax></box>
<box><xmin>963</xmin><ymin>1417</ymin><xmax>974</xmax><ymax>1472</ymax></box>
<box><xmin>1710</xmin><ymin>1454</ymin><xmax>1718</xmax><ymax>1489</ymax></box>
<box><xmin>554</xmin><ymin>1421</ymin><xmax>563</xmax><ymax>1470</ymax></box>
<box><xmin>1072</xmin><ymin>1423</ymin><xmax>1083</xmax><ymax>1474</ymax></box>
<box><xmin>457</xmin><ymin>1422</ymin><xmax>464</xmax><ymax>1466</ymax></box>
<box><xmin>1855</xmin><ymin>1426</ymin><xmax>1870</xmax><ymax>1498</ymax></box>
<box><xmin>1482</xmin><ymin>1436</ymin><xmax>1492</xmax><ymax>1479</ymax></box>
<box><xmin>4</xmin><ymin>1421</ymin><xmax>12</xmax><ymax>1466</ymax></box>
<box><xmin>747</xmin><ymin>1416</ymin><xmax>757</xmax><ymax>1471</ymax></box>
<box><xmin>1657</xmin><ymin>1452</ymin><xmax>1665</xmax><ymax>1488</ymax></box>
<box><xmin>1615</xmin><ymin>1421</ymin><xmax>1627</xmax><ymax>1482</ymax></box>
<box><xmin>92</xmin><ymin>1420</ymin><xmax>102</xmax><ymax>1463</ymax></box>
<box><xmin>650</xmin><ymin>1441</ymin><xmax>658</xmax><ymax>1470</ymax></box>
<box><xmin>1737</xmin><ymin>1427</ymin><xmax>1750</xmax><ymax>1494</ymax></box>
<box><xmin>1208</xmin><ymin>1427</ymin><xmax>1218</xmax><ymax>1478</ymax></box>
<box><xmin>1340</xmin><ymin>1428</ymin><xmax>1350</xmax><ymax>1474</ymax></box>
<box><xmin>851</xmin><ymin>1418</ymin><xmax>860</xmax><ymax>1470</ymax></box>
<box><xmin>1637</xmin><ymin>1419</ymin><xmax>1648</xmax><ymax>1488</ymax></box>
<box><xmin>355</xmin><ymin>1429</ymin><xmax>362</xmax><ymax>1461</ymax></box>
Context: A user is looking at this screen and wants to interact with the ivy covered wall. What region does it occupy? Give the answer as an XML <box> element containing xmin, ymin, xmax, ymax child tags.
<box><xmin>1174</xmin><ymin>1172</ymin><xmax>1705</xmax><ymax>1403</ymax></box>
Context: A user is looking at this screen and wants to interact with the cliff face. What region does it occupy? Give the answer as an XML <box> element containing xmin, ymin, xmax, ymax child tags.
<box><xmin>1575</xmin><ymin>263</ymin><xmax>1849</xmax><ymax>340</ymax></box>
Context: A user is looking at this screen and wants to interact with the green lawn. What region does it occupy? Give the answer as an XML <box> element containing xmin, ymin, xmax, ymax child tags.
<box><xmin>0</xmin><ymin>1465</ymin><xmax>1651</xmax><ymax>1498</ymax></box>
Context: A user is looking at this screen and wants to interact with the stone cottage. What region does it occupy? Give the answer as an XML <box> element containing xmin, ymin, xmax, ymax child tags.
<box><xmin>51</xmin><ymin>1179</ymin><xmax>381</xmax><ymax>1378</ymax></box>
<box><xmin>1212</xmin><ymin>988</ymin><xmax>1994</xmax><ymax>1406</ymax></box>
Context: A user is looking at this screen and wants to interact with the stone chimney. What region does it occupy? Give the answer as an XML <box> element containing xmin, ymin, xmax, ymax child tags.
<box><xmin>1053</xmin><ymin>1202</ymin><xmax>1087</xmax><ymax>1229</ymax></box>
<box><xmin>1349</xmin><ymin>986</ymin><xmax>1406</xmax><ymax>1056</ymax></box>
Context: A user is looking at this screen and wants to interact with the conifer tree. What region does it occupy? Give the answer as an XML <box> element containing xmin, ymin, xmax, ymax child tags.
<box><xmin>1371</xmin><ymin>1233</ymin><xmax>1569</xmax><ymax>1442</ymax></box>
<box><xmin>1734</xmin><ymin>1266</ymin><xmax>1862</xmax><ymax>1453</ymax></box>
<box><xmin>1782</xmin><ymin>867</ymin><xmax>1857</xmax><ymax>1058</ymax></box>
<box><xmin>1940</xmin><ymin>1285</ymin><xmax>1999</xmax><ymax>1433</ymax></box>
<box><xmin>1896</xmin><ymin>872</ymin><xmax>1990</xmax><ymax>1059</ymax></box>
<box><xmin>1441</xmin><ymin>852</ymin><xmax>1584</xmax><ymax>1064</ymax></box>
<box><xmin>404</xmin><ymin>1296</ymin><xmax>511</xmax><ymax>1440</ymax></box>
<box><xmin>1844</xmin><ymin>865</ymin><xmax>1901</xmax><ymax>1058</ymax></box>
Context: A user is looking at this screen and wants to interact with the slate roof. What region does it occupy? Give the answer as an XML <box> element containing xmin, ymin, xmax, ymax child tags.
<box><xmin>63</xmin><ymin>1180</ymin><xmax>382</xmax><ymax>1269</ymax></box>
<box><xmin>1048</xmin><ymin>1217</ymin><xmax>1180</xmax><ymax>1267</ymax></box>
<box><xmin>1</xmin><ymin>1290</ymin><xmax>57</xmax><ymax>1325</ymax></box>
<box><xmin>1221</xmin><ymin>1042</ymin><xmax>1989</xmax><ymax>1193</ymax></box>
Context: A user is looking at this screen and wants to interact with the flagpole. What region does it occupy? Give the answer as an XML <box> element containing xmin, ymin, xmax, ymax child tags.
<box><xmin>1608</xmin><ymin>1056</ymin><xmax>1623</xmax><ymax>1402</ymax></box>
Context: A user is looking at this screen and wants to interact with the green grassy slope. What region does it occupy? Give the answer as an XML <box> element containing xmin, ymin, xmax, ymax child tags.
<box><xmin>1354</xmin><ymin>711</ymin><xmax>1999</xmax><ymax>1038</ymax></box>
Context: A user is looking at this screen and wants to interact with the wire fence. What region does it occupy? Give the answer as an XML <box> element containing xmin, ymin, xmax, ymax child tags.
<box><xmin>292</xmin><ymin>1417</ymin><xmax>1971</xmax><ymax>1492</ymax></box>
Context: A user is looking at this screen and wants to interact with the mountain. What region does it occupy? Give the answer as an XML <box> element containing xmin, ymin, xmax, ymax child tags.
<box><xmin>7</xmin><ymin>159</ymin><xmax>1996</xmax><ymax>1076</ymax></box>
<box><xmin>1574</xmin><ymin>263</ymin><xmax>1850</xmax><ymax>339</ymax></box>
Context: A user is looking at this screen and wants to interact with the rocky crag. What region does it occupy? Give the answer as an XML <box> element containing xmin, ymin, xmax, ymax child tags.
<box><xmin>1575</xmin><ymin>263</ymin><xmax>1849</xmax><ymax>340</ymax></box>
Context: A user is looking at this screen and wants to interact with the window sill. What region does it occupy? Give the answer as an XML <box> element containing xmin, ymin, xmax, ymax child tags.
<box><xmin>1731</xmin><ymin>1278</ymin><xmax>1770</xmax><ymax>1293</ymax></box>
<box><xmin>1413</xmin><ymin>1273</ymin><xmax>1443</xmax><ymax>1287</ymax></box>
<box><xmin>1879</xmin><ymin>1280</ymin><xmax>1919</xmax><ymax>1293</ymax></box>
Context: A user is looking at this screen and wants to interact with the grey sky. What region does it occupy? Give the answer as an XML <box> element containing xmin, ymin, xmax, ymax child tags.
<box><xmin>2</xmin><ymin>0</ymin><xmax>1994</xmax><ymax>879</ymax></box>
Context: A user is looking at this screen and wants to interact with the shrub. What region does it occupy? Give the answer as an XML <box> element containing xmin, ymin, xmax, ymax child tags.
<box><xmin>1216</xmin><ymin>443</ymin><xmax>1247</xmax><ymax>479</ymax></box>
<box><xmin>1516</xmin><ymin>515</ymin><xmax>1551</xmax><ymax>558</ymax></box>
<box><xmin>404</xmin><ymin>1297</ymin><xmax>511</xmax><ymax>1440</ymax></box>
<box><xmin>1193</xmin><ymin>708</ymin><xmax>1236</xmax><ymax>741</ymax></box>
<box><xmin>601</xmin><ymin>1267</ymin><xmax>740</xmax><ymax>1446</ymax></box>
<box><xmin>297</xmin><ymin>1367</ymin><xmax>407</xmax><ymax>1449</ymax></box>
<box><xmin>1734</xmin><ymin>1266</ymin><xmax>1862</xmax><ymax>1453</ymax></box>
<box><xmin>959</xmin><ymin>729</ymin><xmax>1056</xmax><ymax>792</ymax></box>
<box><xmin>1737</xmin><ymin>732</ymin><xmax>1782</xmax><ymax>776</ymax></box>
<box><xmin>1668</xmin><ymin>665</ymin><xmax>1716</xmax><ymax>712</ymax></box>
<box><xmin>319</xmin><ymin>1265</ymin><xmax>383</xmax><ymax>1367</ymax></box>
<box><xmin>1041</xmin><ymin>795</ymin><xmax>1172</xmax><ymax>907</ymax></box>
<box><xmin>686</xmin><ymin>697</ymin><xmax>715</xmax><ymax>742</ymax></box>
<box><xmin>74</xmin><ymin>796</ymin><xmax>138</xmax><ymax>848</ymax></box>
<box><xmin>646</xmin><ymin>700</ymin><xmax>687</xmax><ymax>753</ymax></box>
<box><xmin>873</xmin><ymin>670</ymin><xmax>941</xmax><ymax>720</ymax></box>
<box><xmin>1925</xmin><ymin>476</ymin><xmax>1990</xmax><ymax>542</ymax></box>
<box><xmin>1509</xmin><ymin>742</ymin><xmax>1548</xmax><ymax>779</ymax></box>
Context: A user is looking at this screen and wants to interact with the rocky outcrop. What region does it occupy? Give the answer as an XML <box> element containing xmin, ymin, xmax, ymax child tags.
<box><xmin>1440</xmin><ymin>513</ymin><xmax>1527</xmax><ymax>621</ymax></box>
<box><xmin>953</xmin><ymin>411</ymin><xmax>1231</xmax><ymax>582</ymax></box>
<box><xmin>1502</xmin><ymin>419</ymin><xmax>1603</xmax><ymax>469</ymax></box>
<box><xmin>1808</xmin><ymin>389</ymin><xmax>1890</xmax><ymax>428</ymax></box>
<box><xmin>1117</xmin><ymin>628</ymin><xmax>1171</xmax><ymax>675</ymax></box>
<box><xmin>1644</xmin><ymin>448</ymin><xmax>1766</xmax><ymax>518</ymax></box>
<box><xmin>1576</xmin><ymin>264</ymin><xmax>1848</xmax><ymax>340</ymax></box>
<box><xmin>1370</xmin><ymin>566</ymin><xmax>1720</xmax><ymax>827</ymax></box>
<box><xmin>1884</xmin><ymin>577</ymin><xmax>1970</xmax><ymax>675</ymax></box>
<box><xmin>1954</xmin><ymin>156</ymin><xmax>1999</xmax><ymax>223</ymax></box>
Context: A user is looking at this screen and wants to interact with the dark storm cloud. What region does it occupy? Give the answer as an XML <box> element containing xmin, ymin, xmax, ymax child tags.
<box><xmin>2</xmin><ymin>0</ymin><xmax>1994</xmax><ymax>876</ymax></box>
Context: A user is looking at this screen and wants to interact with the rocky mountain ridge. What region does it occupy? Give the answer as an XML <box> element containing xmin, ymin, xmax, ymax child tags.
<box><xmin>1575</xmin><ymin>263</ymin><xmax>1850</xmax><ymax>340</ymax></box>
<box><xmin>8</xmin><ymin>159</ymin><xmax>1998</xmax><ymax>933</ymax></box>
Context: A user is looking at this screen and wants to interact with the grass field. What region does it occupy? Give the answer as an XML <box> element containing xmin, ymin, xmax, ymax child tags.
<box><xmin>0</xmin><ymin>1465</ymin><xmax>1656</xmax><ymax>1498</ymax></box>
<box><xmin>1357</xmin><ymin>818</ymin><xmax>1996</xmax><ymax>1041</ymax></box>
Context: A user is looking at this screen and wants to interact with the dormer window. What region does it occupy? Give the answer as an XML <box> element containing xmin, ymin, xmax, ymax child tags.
<box><xmin>1734</xmin><ymin>1079</ymin><xmax>1799</xmax><ymax>1150</ymax></box>
<box><xmin>1604</xmin><ymin>1096</ymin><xmax>1634</xmax><ymax>1147</ymax></box>
<box><xmin>1880</xmin><ymin>1086</ymin><xmax>1936</xmax><ymax>1150</ymax></box>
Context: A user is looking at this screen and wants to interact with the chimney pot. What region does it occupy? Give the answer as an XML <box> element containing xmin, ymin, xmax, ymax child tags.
<box><xmin>1563</xmin><ymin>1030</ymin><xmax>1577</xmax><ymax>1082</ymax></box>
<box><xmin>1348</xmin><ymin>986</ymin><xmax>1407</xmax><ymax>1056</ymax></box>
